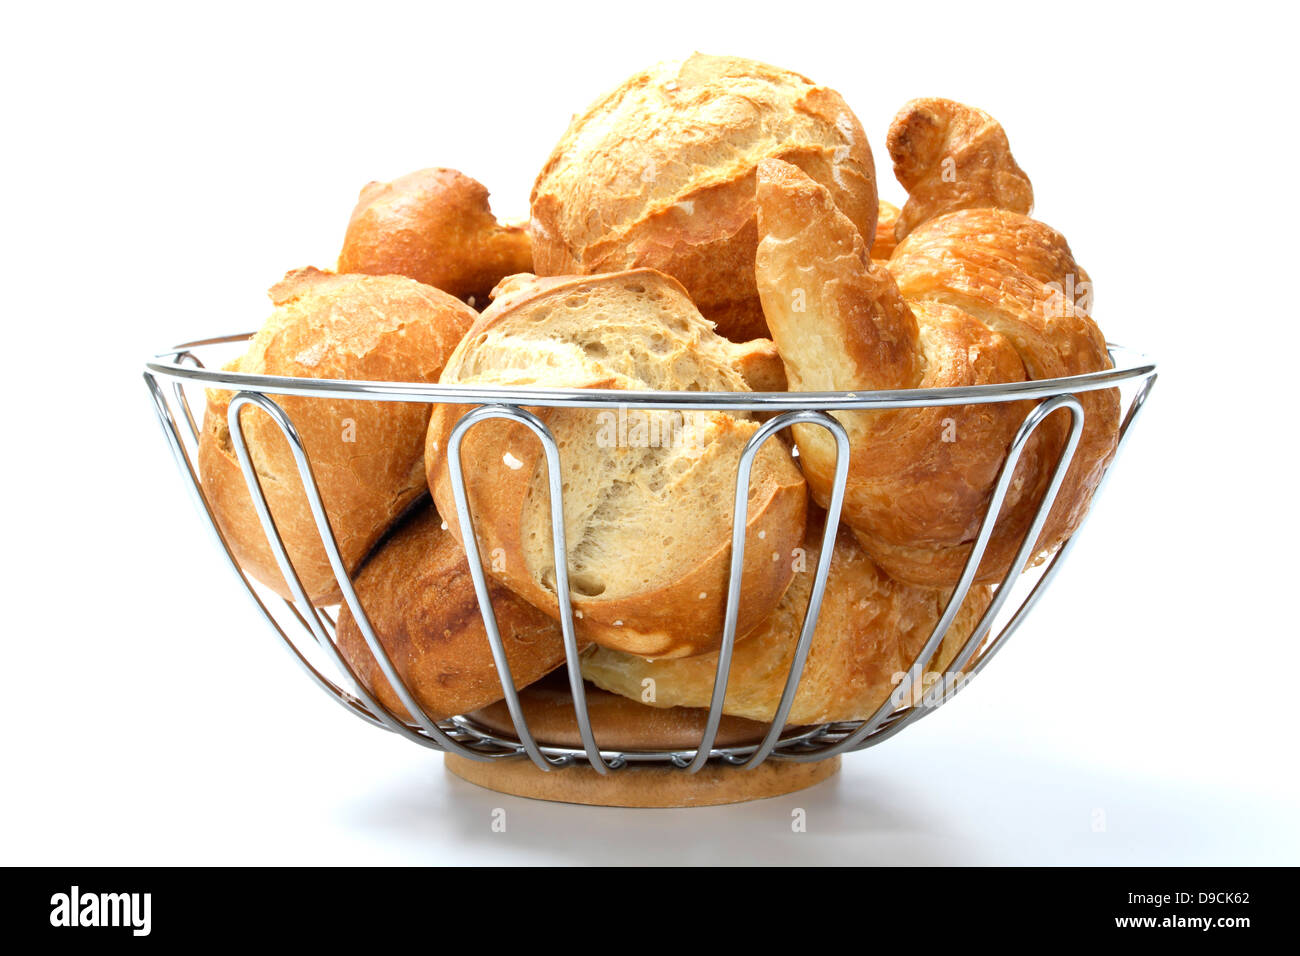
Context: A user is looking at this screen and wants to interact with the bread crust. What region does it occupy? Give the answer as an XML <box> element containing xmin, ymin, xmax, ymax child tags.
<box><xmin>199</xmin><ymin>268</ymin><xmax>476</xmax><ymax>604</ymax></box>
<box><xmin>425</xmin><ymin>269</ymin><xmax>808</xmax><ymax>658</ymax></box>
<box><xmin>581</xmin><ymin>520</ymin><xmax>993</xmax><ymax>725</ymax></box>
<box><xmin>339</xmin><ymin>167</ymin><xmax>532</xmax><ymax>307</ymax></box>
<box><xmin>334</xmin><ymin>507</ymin><xmax>570</xmax><ymax>722</ymax></box>
<box><xmin>464</xmin><ymin>668</ymin><xmax>771</xmax><ymax>749</ymax></box>
<box><xmin>887</xmin><ymin>97</ymin><xmax>1033</xmax><ymax>241</ymax></box>
<box><xmin>530</xmin><ymin>53</ymin><xmax>876</xmax><ymax>342</ymax></box>
<box><xmin>754</xmin><ymin>99</ymin><xmax>1119</xmax><ymax>587</ymax></box>
<box><xmin>872</xmin><ymin>200</ymin><xmax>901</xmax><ymax>260</ymax></box>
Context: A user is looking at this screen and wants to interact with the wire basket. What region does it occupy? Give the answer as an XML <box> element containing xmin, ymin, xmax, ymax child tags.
<box><xmin>143</xmin><ymin>334</ymin><xmax>1156</xmax><ymax>777</ymax></box>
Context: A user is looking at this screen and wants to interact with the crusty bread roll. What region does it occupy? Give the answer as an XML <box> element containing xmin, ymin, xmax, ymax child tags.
<box><xmin>753</xmin><ymin>99</ymin><xmax>1120</xmax><ymax>588</ymax></box>
<box><xmin>338</xmin><ymin>167</ymin><xmax>532</xmax><ymax>307</ymax></box>
<box><xmin>581</xmin><ymin>520</ymin><xmax>993</xmax><ymax>725</ymax></box>
<box><xmin>465</xmin><ymin>668</ymin><xmax>770</xmax><ymax>750</ymax></box>
<box><xmin>334</xmin><ymin>507</ymin><xmax>570</xmax><ymax>722</ymax></box>
<box><xmin>530</xmin><ymin>53</ymin><xmax>876</xmax><ymax>342</ymax></box>
<box><xmin>199</xmin><ymin>268</ymin><xmax>476</xmax><ymax>604</ymax></box>
<box><xmin>425</xmin><ymin>269</ymin><xmax>808</xmax><ymax>659</ymax></box>
<box><xmin>725</xmin><ymin>336</ymin><xmax>788</xmax><ymax>393</ymax></box>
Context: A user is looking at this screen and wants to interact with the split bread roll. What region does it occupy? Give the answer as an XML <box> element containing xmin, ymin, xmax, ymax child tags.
<box><xmin>754</xmin><ymin>99</ymin><xmax>1120</xmax><ymax>588</ymax></box>
<box><xmin>530</xmin><ymin>53</ymin><xmax>877</xmax><ymax>342</ymax></box>
<box><xmin>199</xmin><ymin>268</ymin><xmax>476</xmax><ymax>604</ymax></box>
<box><xmin>425</xmin><ymin>269</ymin><xmax>808</xmax><ymax>659</ymax></box>
<box><xmin>339</xmin><ymin>167</ymin><xmax>532</xmax><ymax>307</ymax></box>
<box><xmin>581</xmin><ymin>519</ymin><xmax>994</xmax><ymax>725</ymax></box>
<box><xmin>335</xmin><ymin>507</ymin><xmax>570</xmax><ymax>722</ymax></box>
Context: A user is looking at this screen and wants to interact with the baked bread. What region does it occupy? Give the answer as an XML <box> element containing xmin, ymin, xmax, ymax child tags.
<box><xmin>338</xmin><ymin>167</ymin><xmax>532</xmax><ymax>307</ymax></box>
<box><xmin>465</xmin><ymin>667</ymin><xmax>771</xmax><ymax>750</ymax></box>
<box><xmin>753</xmin><ymin>99</ymin><xmax>1120</xmax><ymax>587</ymax></box>
<box><xmin>425</xmin><ymin>269</ymin><xmax>808</xmax><ymax>659</ymax></box>
<box><xmin>334</xmin><ymin>507</ymin><xmax>570</xmax><ymax>722</ymax></box>
<box><xmin>872</xmin><ymin>199</ymin><xmax>901</xmax><ymax>260</ymax></box>
<box><xmin>581</xmin><ymin>519</ymin><xmax>993</xmax><ymax>724</ymax></box>
<box><xmin>199</xmin><ymin>267</ymin><xmax>476</xmax><ymax>604</ymax></box>
<box><xmin>888</xmin><ymin>98</ymin><xmax>1032</xmax><ymax>243</ymax></box>
<box><xmin>530</xmin><ymin>53</ymin><xmax>876</xmax><ymax>342</ymax></box>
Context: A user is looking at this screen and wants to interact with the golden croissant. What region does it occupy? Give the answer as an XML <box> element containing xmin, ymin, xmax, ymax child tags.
<box><xmin>754</xmin><ymin>98</ymin><xmax>1120</xmax><ymax>587</ymax></box>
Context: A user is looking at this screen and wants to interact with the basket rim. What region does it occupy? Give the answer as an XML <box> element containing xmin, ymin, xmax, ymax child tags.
<box><xmin>146</xmin><ymin>334</ymin><xmax>1156</xmax><ymax>411</ymax></box>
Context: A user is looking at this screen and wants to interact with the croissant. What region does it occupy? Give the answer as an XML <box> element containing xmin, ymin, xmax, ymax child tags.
<box><xmin>871</xmin><ymin>199</ymin><xmax>901</xmax><ymax>260</ymax></box>
<box><xmin>754</xmin><ymin>98</ymin><xmax>1120</xmax><ymax>587</ymax></box>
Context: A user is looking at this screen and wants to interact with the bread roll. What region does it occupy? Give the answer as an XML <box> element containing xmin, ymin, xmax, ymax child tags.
<box><xmin>425</xmin><ymin>269</ymin><xmax>808</xmax><ymax>659</ymax></box>
<box><xmin>723</xmin><ymin>336</ymin><xmax>788</xmax><ymax>393</ymax></box>
<box><xmin>338</xmin><ymin>167</ymin><xmax>531</xmax><ymax>307</ymax></box>
<box><xmin>334</xmin><ymin>507</ymin><xmax>570</xmax><ymax>722</ymax></box>
<box><xmin>754</xmin><ymin>100</ymin><xmax>1119</xmax><ymax>588</ymax></box>
<box><xmin>464</xmin><ymin>668</ymin><xmax>770</xmax><ymax>750</ymax></box>
<box><xmin>199</xmin><ymin>267</ymin><xmax>476</xmax><ymax>604</ymax></box>
<box><xmin>581</xmin><ymin>521</ymin><xmax>993</xmax><ymax>725</ymax></box>
<box><xmin>530</xmin><ymin>53</ymin><xmax>876</xmax><ymax>342</ymax></box>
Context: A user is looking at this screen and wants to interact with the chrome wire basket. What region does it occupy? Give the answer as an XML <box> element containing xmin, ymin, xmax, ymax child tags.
<box><xmin>143</xmin><ymin>335</ymin><xmax>1156</xmax><ymax>776</ymax></box>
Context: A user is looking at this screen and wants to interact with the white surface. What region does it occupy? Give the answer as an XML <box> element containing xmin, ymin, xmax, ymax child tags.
<box><xmin>2</xmin><ymin>1</ymin><xmax>1297</xmax><ymax>865</ymax></box>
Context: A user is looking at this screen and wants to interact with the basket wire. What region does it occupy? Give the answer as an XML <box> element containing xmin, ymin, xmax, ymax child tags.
<box><xmin>143</xmin><ymin>337</ymin><xmax>1157</xmax><ymax>772</ymax></box>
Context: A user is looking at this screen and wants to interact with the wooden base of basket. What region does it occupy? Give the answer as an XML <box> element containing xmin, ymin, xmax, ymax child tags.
<box><xmin>444</xmin><ymin>753</ymin><xmax>840</xmax><ymax>808</ymax></box>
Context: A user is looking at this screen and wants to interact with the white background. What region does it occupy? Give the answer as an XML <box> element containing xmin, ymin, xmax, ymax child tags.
<box><xmin>2</xmin><ymin>1</ymin><xmax>1296</xmax><ymax>865</ymax></box>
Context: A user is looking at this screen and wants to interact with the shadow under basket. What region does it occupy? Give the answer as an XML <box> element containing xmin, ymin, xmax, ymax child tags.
<box><xmin>143</xmin><ymin>334</ymin><xmax>1157</xmax><ymax>807</ymax></box>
